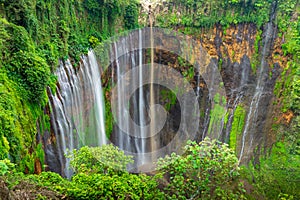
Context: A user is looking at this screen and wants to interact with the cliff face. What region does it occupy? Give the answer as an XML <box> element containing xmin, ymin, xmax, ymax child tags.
<box><xmin>200</xmin><ymin>22</ymin><xmax>282</xmax><ymax>162</ymax></box>
<box><xmin>44</xmin><ymin>1</ymin><xmax>299</xmax><ymax>175</ymax></box>
<box><xmin>98</xmin><ymin>21</ymin><xmax>284</xmax><ymax>166</ymax></box>
<box><xmin>0</xmin><ymin>0</ymin><xmax>298</xmax><ymax>175</ymax></box>
<box><xmin>132</xmin><ymin>0</ymin><xmax>299</xmax><ymax>163</ymax></box>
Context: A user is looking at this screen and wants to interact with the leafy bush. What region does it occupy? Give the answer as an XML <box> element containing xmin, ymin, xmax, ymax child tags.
<box><xmin>157</xmin><ymin>138</ymin><xmax>246</xmax><ymax>199</ymax></box>
<box><xmin>67</xmin><ymin>144</ymin><xmax>133</xmax><ymax>175</ymax></box>
<box><xmin>0</xmin><ymin>159</ymin><xmax>15</xmax><ymax>176</ymax></box>
<box><xmin>64</xmin><ymin>172</ymin><xmax>163</xmax><ymax>200</ymax></box>
<box><xmin>62</xmin><ymin>145</ymin><xmax>164</xmax><ymax>199</ymax></box>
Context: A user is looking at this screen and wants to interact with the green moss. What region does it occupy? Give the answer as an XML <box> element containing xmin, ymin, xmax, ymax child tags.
<box><xmin>218</xmin><ymin>58</ymin><xmax>223</xmax><ymax>70</ymax></box>
<box><xmin>254</xmin><ymin>30</ymin><xmax>262</xmax><ymax>54</ymax></box>
<box><xmin>206</xmin><ymin>93</ymin><xmax>228</xmax><ymax>136</ymax></box>
<box><xmin>0</xmin><ymin>70</ymin><xmax>36</xmax><ymax>164</ymax></box>
<box><xmin>35</xmin><ymin>143</ymin><xmax>45</xmax><ymax>171</ymax></box>
<box><xmin>105</xmin><ymin>99</ymin><xmax>114</xmax><ymax>139</ymax></box>
<box><xmin>224</xmin><ymin>111</ymin><xmax>230</xmax><ymax>126</ymax></box>
<box><xmin>229</xmin><ymin>105</ymin><xmax>246</xmax><ymax>151</ymax></box>
<box><xmin>39</xmin><ymin>112</ymin><xmax>51</xmax><ymax>134</ymax></box>
<box><xmin>161</xmin><ymin>88</ymin><xmax>178</xmax><ymax>111</ymax></box>
<box><xmin>251</xmin><ymin>29</ymin><xmax>262</xmax><ymax>74</ymax></box>
<box><xmin>156</xmin><ymin>0</ymin><xmax>272</xmax><ymax>30</ymax></box>
<box><xmin>207</xmin><ymin>104</ymin><xmax>226</xmax><ymax>135</ymax></box>
<box><xmin>103</xmin><ymin>85</ymin><xmax>114</xmax><ymax>139</ymax></box>
<box><xmin>48</xmin><ymin>74</ymin><xmax>58</xmax><ymax>94</ymax></box>
<box><xmin>231</xmin><ymin>50</ymin><xmax>235</xmax><ymax>61</ymax></box>
<box><xmin>214</xmin><ymin>93</ymin><xmax>221</xmax><ymax>104</ymax></box>
<box><xmin>222</xmin><ymin>96</ymin><xmax>226</xmax><ymax>105</ymax></box>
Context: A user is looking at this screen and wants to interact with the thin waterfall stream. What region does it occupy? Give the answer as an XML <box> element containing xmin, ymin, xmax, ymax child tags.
<box><xmin>238</xmin><ymin>2</ymin><xmax>277</xmax><ymax>162</ymax></box>
<box><xmin>149</xmin><ymin>4</ymin><xmax>156</xmax><ymax>163</ymax></box>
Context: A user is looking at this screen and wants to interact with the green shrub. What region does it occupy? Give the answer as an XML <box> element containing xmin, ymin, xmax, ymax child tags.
<box><xmin>157</xmin><ymin>138</ymin><xmax>246</xmax><ymax>199</ymax></box>
<box><xmin>0</xmin><ymin>159</ymin><xmax>15</xmax><ymax>176</ymax></box>
<box><xmin>32</xmin><ymin>145</ymin><xmax>163</xmax><ymax>199</ymax></box>
<box><xmin>67</xmin><ymin>144</ymin><xmax>133</xmax><ymax>175</ymax></box>
<box><xmin>65</xmin><ymin>172</ymin><xmax>163</xmax><ymax>200</ymax></box>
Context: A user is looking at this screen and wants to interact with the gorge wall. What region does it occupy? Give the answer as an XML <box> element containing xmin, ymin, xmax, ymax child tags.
<box><xmin>137</xmin><ymin>0</ymin><xmax>299</xmax><ymax>164</ymax></box>
<box><xmin>46</xmin><ymin>17</ymin><xmax>287</xmax><ymax>176</ymax></box>
<box><xmin>0</xmin><ymin>0</ymin><xmax>299</xmax><ymax>177</ymax></box>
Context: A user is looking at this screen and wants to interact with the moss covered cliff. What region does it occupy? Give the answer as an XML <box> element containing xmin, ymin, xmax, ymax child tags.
<box><xmin>0</xmin><ymin>0</ymin><xmax>298</xmax><ymax>188</ymax></box>
<box><xmin>0</xmin><ymin>0</ymin><xmax>139</xmax><ymax>172</ymax></box>
<box><xmin>0</xmin><ymin>0</ymin><xmax>299</xmax><ymax>199</ymax></box>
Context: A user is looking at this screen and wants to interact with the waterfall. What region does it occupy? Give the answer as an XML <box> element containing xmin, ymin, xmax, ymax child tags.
<box><xmin>47</xmin><ymin>51</ymin><xmax>106</xmax><ymax>178</ymax></box>
<box><xmin>87</xmin><ymin>51</ymin><xmax>107</xmax><ymax>146</ymax></box>
<box><xmin>238</xmin><ymin>2</ymin><xmax>277</xmax><ymax>162</ymax></box>
<box><xmin>112</xmin><ymin>29</ymin><xmax>152</xmax><ymax>168</ymax></box>
<box><xmin>138</xmin><ymin>29</ymin><xmax>147</xmax><ymax>164</ymax></box>
<box><xmin>149</xmin><ymin>10</ymin><xmax>156</xmax><ymax>160</ymax></box>
<box><xmin>111</xmin><ymin>26</ymin><xmax>207</xmax><ymax>174</ymax></box>
<box><xmin>110</xmin><ymin>9</ymin><xmax>160</xmax><ymax>169</ymax></box>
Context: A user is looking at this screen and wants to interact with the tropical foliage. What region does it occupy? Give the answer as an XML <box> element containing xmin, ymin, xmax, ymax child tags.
<box><xmin>1</xmin><ymin>140</ymin><xmax>246</xmax><ymax>199</ymax></box>
<box><xmin>157</xmin><ymin>138</ymin><xmax>246</xmax><ymax>199</ymax></box>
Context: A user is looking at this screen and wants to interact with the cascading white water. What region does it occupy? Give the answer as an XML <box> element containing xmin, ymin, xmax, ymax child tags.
<box><xmin>114</xmin><ymin>41</ymin><xmax>131</xmax><ymax>151</ymax></box>
<box><xmin>149</xmin><ymin>10</ymin><xmax>156</xmax><ymax>160</ymax></box>
<box><xmin>138</xmin><ymin>29</ymin><xmax>147</xmax><ymax>164</ymax></box>
<box><xmin>96</xmin><ymin>26</ymin><xmax>218</xmax><ymax>171</ymax></box>
<box><xmin>113</xmin><ymin>30</ymin><xmax>150</xmax><ymax>167</ymax></box>
<box><xmin>239</xmin><ymin>5</ymin><xmax>276</xmax><ymax>162</ymax></box>
<box><xmin>48</xmin><ymin>51</ymin><xmax>106</xmax><ymax>178</ymax></box>
<box><xmin>88</xmin><ymin>51</ymin><xmax>107</xmax><ymax>145</ymax></box>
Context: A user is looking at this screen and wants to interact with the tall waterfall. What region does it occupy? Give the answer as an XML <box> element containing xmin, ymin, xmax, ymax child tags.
<box><xmin>108</xmin><ymin>27</ymin><xmax>203</xmax><ymax>172</ymax></box>
<box><xmin>238</xmin><ymin>2</ymin><xmax>277</xmax><ymax>162</ymax></box>
<box><xmin>112</xmin><ymin>31</ymin><xmax>152</xmax><ymax>168</ymax></box>
<box><xmin>138</xmin><ymin>29</ymin><xmax>147</xmax><ymax>164</ymax></box>
<box><xmin>47</xmin><ymin>51</ymin><xmax>106</xmax><ymax>178</ymax></box>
